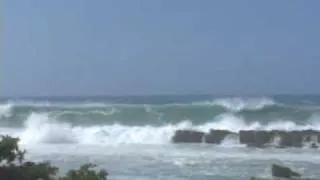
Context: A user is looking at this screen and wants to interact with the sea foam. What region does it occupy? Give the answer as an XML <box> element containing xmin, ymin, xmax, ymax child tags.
<box><xmin>7</xmin><ymin>112</ymin><xmax>320</xmax><ymax>146</ymax></box>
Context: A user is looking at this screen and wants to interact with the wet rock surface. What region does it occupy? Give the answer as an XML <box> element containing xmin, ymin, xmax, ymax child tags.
<box><xmin>272</xmin><ymin>164</ymin><xmax>301</xmax><ymax>178</ymax></box>
<box><xmin>204</xmin><ymin>129</ymin><xmax>233</xmax><ymax>144</ymax></box>
<box><xmin>172</xmin><ymin>129</ymin><xmax>320</xmax><ymax>148</ymax></box>
<box><xmin>172</xmin><ymin>130</ymin><xmax>205</xmax><ymax>143</ymax></box>
<box><xmin>251</xmin><ymin>164</ymin><xmax>320</xmax><ymax>180</ymax></box>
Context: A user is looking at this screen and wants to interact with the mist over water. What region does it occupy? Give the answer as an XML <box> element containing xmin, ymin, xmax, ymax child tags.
<box><xmin>1</xmin><ymin>96</ymin><xmax>320</xmax><ymax>179</ymax></box>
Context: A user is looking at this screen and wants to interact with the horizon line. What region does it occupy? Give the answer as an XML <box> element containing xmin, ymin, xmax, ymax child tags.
<box><xmin>1</xmin><ymin>93</ymin><xmax>320</xmax><ymax>99</ymax></box>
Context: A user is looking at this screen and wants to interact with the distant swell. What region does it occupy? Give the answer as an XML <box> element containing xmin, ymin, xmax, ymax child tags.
<box><xmin>207</xmin><ymin>97</ymin><xmax>277</xmax><ymax>111</ymax></box>
<box><xmin>1</xmin><ymin>97</ymin><xmax>319</xmax><ymax>127</ymax></box>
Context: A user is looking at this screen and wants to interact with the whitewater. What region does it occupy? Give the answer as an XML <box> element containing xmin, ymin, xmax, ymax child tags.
<box><xmin>0</xmin><ymin>96</ymin><xmax>320</xmax><ymax>179</ymax></box>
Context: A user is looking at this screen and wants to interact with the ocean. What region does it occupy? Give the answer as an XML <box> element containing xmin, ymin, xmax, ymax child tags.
<box><xmin>0</xmin><ymin>95</ymin><xmax>319</xmax><ymax>179</ymax></box>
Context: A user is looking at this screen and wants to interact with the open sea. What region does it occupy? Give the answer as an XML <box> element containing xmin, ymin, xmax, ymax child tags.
<box><xmin>0</xmin><ymin>95</ymin><xmax>320</xmax><ymax>179</ymax></box>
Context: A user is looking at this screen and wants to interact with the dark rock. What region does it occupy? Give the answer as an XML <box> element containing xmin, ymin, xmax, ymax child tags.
<box><xmin>271</xmin><ymin>164</ymin><xmax>301</xmax><ymax>178</ymax></box>
<box><xmin>239</xmin><ymin>130</ymin><xmax>255</xmax><ymax>144</ymax></box>
<box><xmin>276</xmin><ymin>131</ymin><xmax>293</xmax><ymax>147</ymax></box>
<box><xmin>300</xmin><ymin>130</ymin><xmax>320</xmax><ymax>148</ymax></box>
<box><xmin>172</xmin><ymin>130</ymin><xmax>205</xmax><ymax>143</ymax></box>
<box><xmin>311</xmin><ymin>143</ymin><xmax>319</xmax><ymax>149</ymax></box>
<box><xmin>255</xmin><ymin>131</ymin><xmax>273</xmax><ymax>146</ymax></box>
<box><xmin>270</xmin><ymin>130</ymin><xmax>320</xmax><ymax>148</ymax></box>
<box><xmin>171</xmin><ymin>129</ymin><xmax>320</xmax><ymax>148</ymax></box>
<box><xmin>240</xmin><ymin>130</ymin><xmax>274</xmax><ymax>147</ymax></box>
<box><xmin>290</xmin><ymin>130</ymin><xmax>304</xmax><ymax>147</ymax></box>
<box><xmin>302</xmin><ymin>131</ymin><xmax>318</xmax><ymax>141</ymax></box>
<box><xmin>204</xmin><ymin>129</ymin><xmax>233</xmax><ymax>144</ymax></box>
<box><xmin>269</xmin><ymin>130</ymin><xmax>300</xmax><ymax>148</ymax></box>
<box><xmin>304</xmin><ymin>135</ymin><xmax>312</xmax><ymax>142</ymax></box>
<box><xmin>271</xmin><ymin>130</ymin><xmax>320</xmax><ymax>148</ymax></box>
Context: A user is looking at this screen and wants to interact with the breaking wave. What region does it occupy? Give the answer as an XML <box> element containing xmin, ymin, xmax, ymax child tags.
<box><xmin>0</xmin><ymin>112</ymin><xmax>317</xmax><ymax>146</ymax></box>
<box><xmin>0</xmin><ymin>103</ymin><xmax>13</xmax><ymax>118</ymax></box>
<box><xmin>197</xmin><ymin>97</ymin><xmax>277</xmax><ymax>111</ymax></box>
<box><xmin>0</xmin><ymin>97</ymin><xmax>319</xmax><ymax>146</ymax></box>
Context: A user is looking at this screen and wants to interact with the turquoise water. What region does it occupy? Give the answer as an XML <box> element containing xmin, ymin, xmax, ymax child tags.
<box><xmin>0</xmin><ymin>95</ymin><xmax>320</xmax><ymax>179</ymax></box>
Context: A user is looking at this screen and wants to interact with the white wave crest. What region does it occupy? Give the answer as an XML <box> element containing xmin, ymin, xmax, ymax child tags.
<box><xmin>211</xmin><ymin>97</ymin><xmax>276</xmax><ymax>112</ymax></box>
<box><xmin>19</xmin><ymin>113</ymin><xmax>78</xmax><ymax>144</ymax></box>
<box><xmin>0</xmin><ymin>103</ymin><xmax>13</xmax><ymax>118</ymax></box>
<box><xmin>17</xmin><ymin>113</ymin><xmax>193</xmax><ymax>145</ymax></box>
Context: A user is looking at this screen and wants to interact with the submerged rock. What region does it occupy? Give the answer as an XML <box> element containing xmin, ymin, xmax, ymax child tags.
<box><xmin>251</xmin><ymin>164</ymin><xmax>320</xmax><ymax>180</ymax></box>
<box><xmin>250</xmin><ymin>177</ymin><xmax>319</xmax><ymax>180</ymax></box>
<box><xmin>311</xmin><ymin>143</ymin><xmax>319</xmax><ymax>148</ymax></box>
<box><xmin>271</xmin><ymin>164</ymin><xmax>301</xmax><ymax>178</ymax></box>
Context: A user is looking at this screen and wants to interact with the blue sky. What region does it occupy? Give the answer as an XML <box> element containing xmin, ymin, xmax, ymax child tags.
<box><xmin>2</xmin><ymin>0</ymin><xmax>320</xmax><ymax>96</ymax></box>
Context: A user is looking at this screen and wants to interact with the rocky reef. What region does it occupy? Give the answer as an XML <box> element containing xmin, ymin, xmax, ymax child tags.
<box><xmin>172</xmin><ymin>129</ymin><xmax>320</xmax><ymax>148</ymax></box>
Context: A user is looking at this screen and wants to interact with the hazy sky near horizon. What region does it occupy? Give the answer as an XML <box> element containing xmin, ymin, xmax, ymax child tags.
<box><xmin>2</xmin><ymin>0</ymin><xmax>320</xmax><ymax>96</ymax></box>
